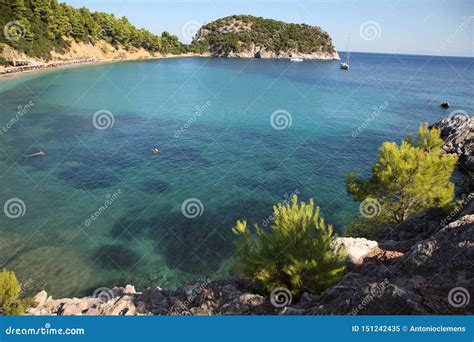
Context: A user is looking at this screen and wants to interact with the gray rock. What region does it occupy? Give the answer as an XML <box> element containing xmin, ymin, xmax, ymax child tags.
<box><xmin>124</xmin><ymin>285</ymin><xmax>136</xmax><ymax>294</ymax></box>
<box><xmin>333</xmin><ymin>237</ymin><xmax>378</xmax><ymax>264</ymax></box>
<box><xmin>33</xmin><ymin>290</ymin><xmax>48</xmax><ymax>305</ymax></box>
<box><xmin>462</xmin><ymin>156</ymin><xmax>474</xmax><ymax>172</ymax></box>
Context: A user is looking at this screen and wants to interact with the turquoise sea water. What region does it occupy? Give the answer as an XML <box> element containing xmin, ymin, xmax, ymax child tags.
<box><xmin>0</xmin><ymin>53</ymin><xmax>473</xmax><ymax>297</ymax></box>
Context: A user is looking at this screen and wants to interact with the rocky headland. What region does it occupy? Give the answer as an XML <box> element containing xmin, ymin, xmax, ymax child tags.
<box><xmin>27</xmin><ymin>116</ymin><xmax>473</xmax><ymax>316</ymax></box>
<box><xmin>191</xmin><ymin>15</ymin><xmax>340</xmax><ymax>60</ymax></box>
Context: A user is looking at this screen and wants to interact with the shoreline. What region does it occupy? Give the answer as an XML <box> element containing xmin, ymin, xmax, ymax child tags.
<box><xmin>0</xmin><ymin>53</ymin><xmax>208</xmax><ymax>79</ymax></box>
<box><xmin>0</xmin><ymin>51</ymin><xmax>343</xmax><ymax>79</ymax></box>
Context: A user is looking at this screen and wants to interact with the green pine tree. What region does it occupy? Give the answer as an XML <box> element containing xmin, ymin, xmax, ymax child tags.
<box><xmin>30</xmin><ymin>0</ymin><xmax>52</xmax><ymax>22</ymax></box>
<box><xmin>10</xmin><ymin>0</ymin><xmax>27</xmax><ymax>19</ymax></box>
<box><xmin>346</xmin><ymin>123</ymin><xmax>457</xmax><ymax>236</ymax></box>
<box><xmin>0</xmin><ymin>270</ymin><xmax>24</xmax><ymax>315</ymax></box>
<box><xmin>231</xmin><ymin>196</ymin><xmax>346</xmax><ymax>296</ymax></box>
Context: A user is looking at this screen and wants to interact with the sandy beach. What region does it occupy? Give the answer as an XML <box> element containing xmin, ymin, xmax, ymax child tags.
<box><xmin>0</xmin><ymin>52</ymin><xmax>209</xmax><ymax>79</ymax></box>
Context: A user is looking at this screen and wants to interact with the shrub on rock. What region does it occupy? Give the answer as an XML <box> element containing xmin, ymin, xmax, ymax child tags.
<box><xmin>0</xmin><ymin>270</ymin><xmax>24</xmax><ymax>315</ymax></box>
<box><xmin>347</xmin><ymin>123</ymin><xmax>457</xmax><ymax>237</ymax></box>
<box><xmin>231</xmin><ymin>196</ymin><xmax>346</xmax><ymax>297</ymax></box>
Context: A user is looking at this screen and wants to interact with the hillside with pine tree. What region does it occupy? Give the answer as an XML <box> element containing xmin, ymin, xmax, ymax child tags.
<box><xmin>0</xmin><ymin>0</ymin><xmax>186</xmax><ymax>62</ymax></box>
<box><xmin>190</xmin><ymin>15</ymin><xmax>339</xmax><ymax>59</ymax></box>
<box><xmin>0</xmin><ymin>3</ymin><xmax>339</xmax><ymax>64</ymax></box>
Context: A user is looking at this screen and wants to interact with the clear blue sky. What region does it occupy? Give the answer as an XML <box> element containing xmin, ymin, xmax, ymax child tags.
<box><xmin>67</xmin><ymin>0</ymin><xmax>472</xmax><ymax>56</ymax></box>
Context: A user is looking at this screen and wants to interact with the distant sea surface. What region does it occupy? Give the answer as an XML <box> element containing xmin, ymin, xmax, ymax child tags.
<box><xmin>0</xmin><ymin>53</ymin><xmax>473</xmax><ymax>297</ymax></box>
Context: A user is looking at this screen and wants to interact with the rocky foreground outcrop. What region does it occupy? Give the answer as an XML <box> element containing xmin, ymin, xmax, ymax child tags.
<box><xmin>432</xmin><ymin>115</ymin><xmax>473</xmax><ymax>215</ymax></box>
<box><xmin>432</xmin><ymin>115</ymin><xmax>473</xmax><ymax>173</ymax></box>
<box><xmin>27</xmin><ymin>216</ymin><xmax>473</xmax><ymax>315</ymax></box>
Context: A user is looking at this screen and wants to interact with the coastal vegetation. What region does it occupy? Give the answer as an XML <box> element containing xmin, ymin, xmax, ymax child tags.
<box><xmin>231</xmin><ymin>196</ymin><xmax>346</xmax><ymax>296</ymax></box>
<box><xmin>0</xmin><ymin>270</ymin><xmax>24</xmax><ymax>315</ymax></box>
<box><xmin>0</xmin><ymin>0</ymin><xmax>186</xmax><ymax>60</ymax></box>
<box><xmin>190</xmin><ymin>15</ymin><xmax>336</xmax><ymax>56</ymax></box>
<box><xmin>230</xmin><ymin>123</ymin><xmax>460</xmax><ymax>295</ymax></box>
<box><xmin>346</xmin><ymin>123</ymin><xmax>457</xmax><ymax>237</ymax></box>
<box><xmin>1</xmin><ymin>1</ymin><xmax>338</xmax><ymax>63</ymax></box>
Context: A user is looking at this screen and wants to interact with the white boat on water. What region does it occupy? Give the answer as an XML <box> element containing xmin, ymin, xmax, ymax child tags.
<box><xmin>290</xmin><ymin>58</ymin><xmax>303</xmax><ymax>62</ymax></box>
<box><xmin>340</xmin><ymin>62</ymin><xmax>349</xmax><ymax>70</ymax></box>
<box><xmin>340</xmin><ymin>35</ymin><xmax>350</xmax><ymax>70</ymax></box>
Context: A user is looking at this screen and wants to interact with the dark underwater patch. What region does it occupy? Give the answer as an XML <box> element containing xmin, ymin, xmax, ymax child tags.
<box><xmin>58</xmin><ymin>164</ymin><xmax>121</xmax><ymax>189</ymax></box>
<box><xmin>164</xmin><ymin>146</ymin><xmax>210</xmax><ymax>168</ymax></box>
<box><xmin>140</xmin><ymin>179</ymin><xmax>171</xmax><ymax>194</ymax></box>
<box><xmin>150</xmin><ymin>198</ymin><xmax>269</xmax><ymax>274</ymax></box>
<box><xmin>93</xmin><ymin>243</ymin><xmax>141</xmax><ymax>270</ymax></box>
